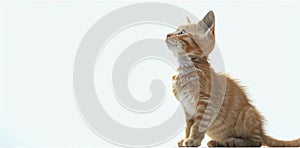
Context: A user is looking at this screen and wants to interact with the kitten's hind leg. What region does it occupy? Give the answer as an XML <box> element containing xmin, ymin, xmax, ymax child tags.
<box><xmin>222</xmin><ymin>137</ymin><xmax>262</xmax><ymax>147</ymax></box>
<box><xmin>207</xmin><ymin>140</ymin><xmax>224</xmax><ymax>147</ymax></box>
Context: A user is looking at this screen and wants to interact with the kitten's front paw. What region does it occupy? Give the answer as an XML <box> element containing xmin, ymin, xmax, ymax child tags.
<box><xmin>182</xmin><ymin>138</ymin><xmax>201</xmax><ymax>147</ymax></box>
<box><xmin>177</xmin><ymin>139</ymin><xmax>185</xmax><ymax>147</ymax></box>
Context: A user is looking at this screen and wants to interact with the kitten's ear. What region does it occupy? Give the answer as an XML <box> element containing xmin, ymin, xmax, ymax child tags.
<box><xmin>193</xmin><ymin>11</ymin><xmax>216</xmax><ymax>56</ymax></box>
<box><xmin>198</xmin><ymin>10</ymin><xmax>215</xmax><ymax>32</ymax></box>
<box><xmin>203</xmin><ymin>10</ymin><xmax>215</xmax><ymax>29</ymax></box>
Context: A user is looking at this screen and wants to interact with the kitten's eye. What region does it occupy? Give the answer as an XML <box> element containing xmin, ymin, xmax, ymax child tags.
<box><xmin>177</xmin><ymin>29</ymin><xmax>186</xmax><ymax>35</ymax></box>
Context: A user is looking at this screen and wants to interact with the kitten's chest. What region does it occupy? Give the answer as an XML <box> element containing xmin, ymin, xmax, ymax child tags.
<box><xmin>172</xmin><ymin>55</ymin><xmax>201</xmax><ymax>117</ymax></box>
<box><xmin>178</xmin><ymin>92</ymin><xmax>197</xmax><ymax>117</ymax></box>
<box><xmin>172</xmin><ymin>74</ymin><xmax>200</xmax><ymax>117</ymax></box>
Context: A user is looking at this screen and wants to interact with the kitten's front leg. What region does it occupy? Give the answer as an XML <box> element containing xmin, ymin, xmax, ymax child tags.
<box><xmin>181</xmin><ymin>122</ymin><xmax>204</xmax><ymax>147</ymax></box>
<box><xmin>177</xmin><ymin>117</ymin><xmax>194</xmax><ymax>147</ymax></box>
<box><xmin>181</xmin><ymin>99</ymin><xmax>209</xmax><ymax>147</ymax></box>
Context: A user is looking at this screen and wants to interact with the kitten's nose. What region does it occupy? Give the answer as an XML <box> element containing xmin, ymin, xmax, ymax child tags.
<box><xmin>167</xmin><ymin>33</ymin><xmax>172</xmax><ymax>38</ymax></box>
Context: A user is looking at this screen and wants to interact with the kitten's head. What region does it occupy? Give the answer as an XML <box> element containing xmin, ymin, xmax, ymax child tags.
<box><xmin>166</xmin><ymin>10</ymin><xmax>215</xmax><ymax>57</ymax></box>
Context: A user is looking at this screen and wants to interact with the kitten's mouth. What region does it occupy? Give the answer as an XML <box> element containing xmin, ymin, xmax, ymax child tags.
<box><xmin>166</xmin><ymin>38</ymin><xmax>177</xmax><ymax>47</ymax></box>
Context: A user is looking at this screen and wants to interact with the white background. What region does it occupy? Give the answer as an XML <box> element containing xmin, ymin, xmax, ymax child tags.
<box><xmin>0</xmin><ymin>1</ymin><xmax>300</xmax><ymax>147</ymax></box>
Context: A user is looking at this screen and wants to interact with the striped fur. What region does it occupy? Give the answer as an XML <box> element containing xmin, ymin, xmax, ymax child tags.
<box><xmin>166</xmin><ymin>10</ymin><xmax>300</xmax><ymax>147</ymax></box>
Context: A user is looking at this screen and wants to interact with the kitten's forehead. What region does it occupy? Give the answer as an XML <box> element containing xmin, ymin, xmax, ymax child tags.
<box><xmin>177</xmin><ymin>24</ymin><xmax>198</xmax><ymax>33</ymax></box>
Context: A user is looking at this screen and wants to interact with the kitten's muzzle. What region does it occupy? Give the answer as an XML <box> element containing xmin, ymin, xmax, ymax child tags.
<box><xmin>166</xmin><ymin>38</ymin><xmax>177</xmax><ymax>47</ymax></box>
<box><xmin>166</xmin><ymin>33</ymin><xmax>175</xmax><ymax>45</ymax></box>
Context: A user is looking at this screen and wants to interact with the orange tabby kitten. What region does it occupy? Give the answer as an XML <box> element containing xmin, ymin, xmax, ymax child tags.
<box><xmin>166</xmin><ymin>10</ymin><xmax>300</xmax><ymax>147</ymax></box>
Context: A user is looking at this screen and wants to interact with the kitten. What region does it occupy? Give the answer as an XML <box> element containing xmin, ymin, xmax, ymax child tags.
<box><xmin>165</xmin><ymin>10</ymin><xmax>300</xmax><ymax>147</ymax></box>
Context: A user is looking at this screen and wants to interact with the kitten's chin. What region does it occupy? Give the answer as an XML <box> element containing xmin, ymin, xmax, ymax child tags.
<box><xmin>167</xmin><ymin>47</ymin><xmax>183</xmax><ymax>57</ymax></box>
<box><xmin>166</xmin><ymin>38</ymin><xmax>177</xmax><ymax>46</ymax></box>
<box><xmin>165</xmin><ymin>39</ymin><xmax>184</xmax><ymax>57</ymax></box>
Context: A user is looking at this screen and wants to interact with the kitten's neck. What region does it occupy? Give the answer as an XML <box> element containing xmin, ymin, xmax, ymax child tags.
<box><xmin>176</xmin><ymin>54</ymin><xmax>199</xmax><ymax>88</ymax></box>
<box><xmin>188</xmin><ymin>54</ymin><xmax>211</xmax><ymax>72</ymax></box>
<box><xmin>176</xmin><ymin>54</ymin><xmax>214</xmax><ymax>99</ymax></box>
<box><xmin>176</xmin><ymin>54</ymin><xmax>210</xmax><ymax>72</ymax></box>
<box><xmin>176</xmin><ymin>54</ymin><xmax>213</xmax><ymax>88</ymax></box>
<box><xmin>177</xmin><ymin>54</ymin><xmax>195</xmax><ymax>69</ymax></box>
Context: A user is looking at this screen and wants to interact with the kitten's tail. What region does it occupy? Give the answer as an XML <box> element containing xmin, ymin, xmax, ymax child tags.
<box><xmin>263</xmin><ymin>135</ymin><xmax>300</xmax><ymax>147</ymax></box>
